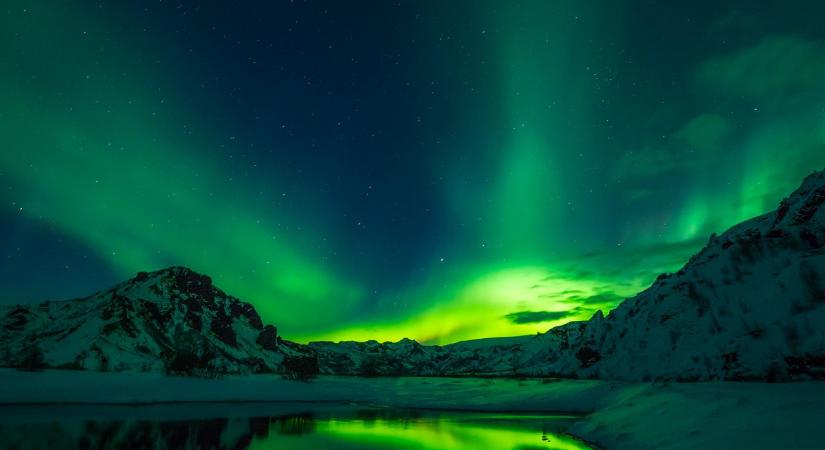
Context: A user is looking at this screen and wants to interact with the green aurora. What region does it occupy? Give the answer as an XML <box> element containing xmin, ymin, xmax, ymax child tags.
<box><xmin>2</xmin><ymin>1</ymin><xmax>825</xmax><ymax>344</ymax></box>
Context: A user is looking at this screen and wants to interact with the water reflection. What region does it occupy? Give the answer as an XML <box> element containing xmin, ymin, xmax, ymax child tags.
<box><xmin>0</xmin><ymin>406</ymin><xmax>591</xmax><ymax>450</ymax></box>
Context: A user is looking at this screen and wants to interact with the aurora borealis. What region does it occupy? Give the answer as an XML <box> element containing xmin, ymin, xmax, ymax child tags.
<box><xmin>2</xmin><ymin>1</ymin><xmax>825</xmax><ymax>344</ymax></box>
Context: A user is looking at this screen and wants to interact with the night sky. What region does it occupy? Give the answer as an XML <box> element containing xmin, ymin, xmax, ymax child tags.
<box><xmin>2</xmin><ymin>1</ymin><xmax>825</xmax><ymax>344</ymax></box>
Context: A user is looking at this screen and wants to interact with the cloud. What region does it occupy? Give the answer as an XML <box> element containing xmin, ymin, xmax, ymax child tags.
<box><xmin>616</xmin><ymin>35</ymin><xmax>825</xmax><ymax>182</ymax></box>
<box><xmin>613</xmin><ymin>114</ymin><xmax>730</xmax><ymax>179</ymax></box>
<box><xmin>503</xmin><ymin>291</ymin><xmax>620</xmax><ymax>325</ymax></box>
<box><xmin>706</xmin><ymin>10</ymin><xmax>763</xmax><ymax>37</ymax></box>
<box><xmin>675</xmin><ymin>114</ymin><xmax>731</xmax><ymax>152</ymax></box>
<box><xmin>697</xmin><ymin>35</ymin><xmax>825</xmax><ymax>102</ymax></box>
<box><xmin>577</xmin><ymin>293</ymin><xmax>623</xmax><ymax>306</ymax></box>
<box><xmin>504</xmin><ymin>309</ymin><xmax>585</xmax><ymax>324</ymax></box>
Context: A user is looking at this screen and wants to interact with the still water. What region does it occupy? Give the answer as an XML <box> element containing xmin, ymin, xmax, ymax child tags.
<box><xmin>0</xmin><ymin>404</ymin><xmax>592</xmax><ymax>449</ymax></box>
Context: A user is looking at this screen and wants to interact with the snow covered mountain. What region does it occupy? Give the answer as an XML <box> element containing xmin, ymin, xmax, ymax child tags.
<box><xmin>310</xmin><ymin>169</ymin><xmax>825</xmax><ymax>381</ymax></box>
<box><xmin>0</xmin><ymin>266</ymin><xmax>311</xmax><ymax>374</ymax></box>
<box><xmin>560</xmin><ymin>168</ymin><xmax>825</xmax><ymax>381</ymax></box>
<box><xmin>3</xmin><ymin>169</ymin><xmax>824</xmax><ymax>381</ymax></box>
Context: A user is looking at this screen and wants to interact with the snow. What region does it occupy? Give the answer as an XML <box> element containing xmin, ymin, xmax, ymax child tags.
<box><xmin>569</xmin><ymin>382</ymin><xmax>825</xmax><ymax>450</ymax></box>
<box><xmin>0</xmin><ymin>369</ymin><xmax>607</xmax><ymax>409</ymax></box>
<box><xmin>0</xmin><ymin>370</ymin><xmax>823</xmax><ymax>449</ymax></box>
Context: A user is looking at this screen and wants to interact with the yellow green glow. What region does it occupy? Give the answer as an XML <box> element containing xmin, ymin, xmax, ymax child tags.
<box><xmin>249</xmin><ymin>414</ymin><xmax>591</xmax><ymax>450</ymax></box>
<box><xmin>301</xmin><ymin>265</ymin><xmax>643</xmax><ymax>345</ymax></box>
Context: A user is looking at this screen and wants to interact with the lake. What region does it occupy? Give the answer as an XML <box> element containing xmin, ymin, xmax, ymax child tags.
<box><xmin>0</xmin><ymin>403</ymin><xmax>593</xmax><ymax>449</ymax></box>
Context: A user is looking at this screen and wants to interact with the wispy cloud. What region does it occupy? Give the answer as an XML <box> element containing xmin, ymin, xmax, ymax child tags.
<box><xmin>697</xmin><ymin>34</ymin><xmax>825</xmax><ymax>103</ymax></box>
<box><xmin>504</xmin><ymin>308</ymin><xmax>587</xmax><ymax>324</ymax></box>
<box><xmin>613</xmin><ymin>113</ymin><xmax>730</xmax><ymax>179</ymax></box>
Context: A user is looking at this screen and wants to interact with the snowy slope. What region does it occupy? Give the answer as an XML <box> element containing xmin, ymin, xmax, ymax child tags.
<box><xmin>310</xmin><ymin>169</ymin><xmax>825</xmax><ymax>381</ymax></box>
<box><xmin>544</xmin><ymin>168</ymin><xmax>825</xmax><ymax>381</ymax></box>
<box><xmin>0</xmin><ymin>267</ymin><xmax>310</xmax><ymax>374</ymax></box>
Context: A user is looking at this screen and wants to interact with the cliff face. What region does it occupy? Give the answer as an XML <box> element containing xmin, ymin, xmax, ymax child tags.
<box><xmin>0</xmin><ymin>266</ymin><xmax>311</xmax><ymax>374</ymax></box>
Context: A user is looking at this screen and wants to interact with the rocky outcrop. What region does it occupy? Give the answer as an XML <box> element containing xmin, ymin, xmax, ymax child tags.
<box><xmin>256</xmin><ymin>325</ymin><xmax>279</xmax><ymax>351</ymax></box>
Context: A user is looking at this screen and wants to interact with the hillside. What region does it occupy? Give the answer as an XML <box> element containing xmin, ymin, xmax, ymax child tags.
<box><xmin>0</xmin><ymin>267</ymin><xmax>311</xmax><ymax>374</ymax></box>
<box><xmin>310</xmin><ymin>169</ymin><xmax>825</xmax><ymax>381</ymax></box>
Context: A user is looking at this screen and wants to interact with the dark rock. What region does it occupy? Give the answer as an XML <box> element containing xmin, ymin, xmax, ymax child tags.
<box><xmin>256</xmin><ymin>325</ymin><xmax>279</xmax><ymax>351</ymax></box>
<box><xmin>210</xmin><ymin>309</ymin><xmax>237</xmax><ymax>347</ymax></box>
<box><xmin>282</xmin><ymin>355</ymin><xmax>319</xmax><ymax>380</ymax></box>
<box><xmin>140</xmin><ymin>300</ymin><xmax>163</xmax><ymax>323</ymax></box>
<box><xmin>800</xmin><ymin>230</ymin><xmax>822</xmax><ymax>249</ymax></box>
<box><xmin>575</xmin><ymin>346</ymin><xmax>601</xmax><ymax>368</ymax></box>
<box><xmin>183</xmin><ymin>297</ymin><xmax>203</xmax><ymax>313</ymax></box>
<box><xmin>792</xmin><ymin>187</ymin><xmax>825</xmax><ymax>225</ymax></box>
<box><xmin>181</xmin><ymin>297</ymin><xmax>204</xmax><ymax>331</ymax></box>
<box><xmin>722</xmin><ymin>351</ymin><xmax>739</xmax><ymax>372</ymax></box>
<box><xmin>185</xmin><ymin>309</ymin><xmax>203</xmax><ymax>331</ymax></box>
<box><xmin>230</xmin><ymin>301</ymin><xmax>264</xmax><ymax>330</ymax></box>
<box><xmin>785</xmin><ymin>354</ymin><xmax>825</xmax><ymax>380</ymax></box>
<box><xmin>766</xmin><ymin>229</ymin><xmax>785</xmax><ymax>238</ymax></box>
<box><xmin>101</xmin><ymin>295</ymin><xmax>139</xmax><ymax>338</ymax></box>
<box><xmin>4</xmin><ymin>306</ymin><xmax>28</xmax><ymax>331</ymax></box>
<box><xmin>172</xmin><ymin>267</ymin><xmax>215</xmax><ymax>303</ymax></box>
<box><xmin>775</xmin><ymin>199</ymin><xmax>790</xmax><ymax>224</ymax></box>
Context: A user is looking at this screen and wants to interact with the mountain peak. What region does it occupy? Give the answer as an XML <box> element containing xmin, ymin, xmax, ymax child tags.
<box><xmin>0</xmin><ymin>265</ymin><xmax>307</xmax><ymax>374</ymax></box>
<box><xmin>131</xmin><ymin>266</ymin><xmax>212</xmax><ymax>288</ymax></box>
<box><xmin>772</xmin><ymin>169</ymin><xmax>825</xmax><ymax>230</ymax></box>
<box><xmin>114</xmin><ymin>266</ymin><xmax>228</xmax><ymax>309</ymax></box>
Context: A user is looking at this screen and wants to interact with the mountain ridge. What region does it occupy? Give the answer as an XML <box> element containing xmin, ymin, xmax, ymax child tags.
<box><xmin>2</xmin><ymin>169</ymin><xmax>825</xmax><ymax>380</ymax></box>
<box><xmin>0</xmin><ymin>266</ymin><xmax>311</xmax><ymax>374</ymax></box>
<box><xmin>307</xmin><ymin>169</ymin><xmax>825</xmax><ymax>380</ymax></box>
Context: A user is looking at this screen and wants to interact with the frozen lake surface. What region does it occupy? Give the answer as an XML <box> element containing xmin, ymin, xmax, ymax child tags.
<box><xmin>1</xmin><ymin>371</ymin><xmax>823</xmax><ymax>449</ymax></box>
<box><xmin>0</xmin><ymin>404</ymin><xmax>592</xmax><ymax>450</ymax></box>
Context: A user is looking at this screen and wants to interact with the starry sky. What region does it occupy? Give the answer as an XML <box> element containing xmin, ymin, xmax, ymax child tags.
<box><xmin>2</xmin><ymin>1</ymin><xmax>825</xmax><ymax>344</ymax></box>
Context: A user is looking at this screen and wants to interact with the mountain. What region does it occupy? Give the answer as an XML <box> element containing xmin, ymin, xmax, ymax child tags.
<box><xmin>0</xmin><ymin>266</ymin><xmax>312</xmax><ymax>374</ymax></box>
<box><xmin>309</xmin><ymin>169</ymin><xmax>825</xmax><ymax>381</ymax></box>
<box><xmin>3</xmin><ymin>170</ymin><xmax>824</xmax><ymax>381</ymax></box>
<box><xmin>555</xmin><ymin>168</ymin><xmax>825</xmax><ymax>381</ymax></box>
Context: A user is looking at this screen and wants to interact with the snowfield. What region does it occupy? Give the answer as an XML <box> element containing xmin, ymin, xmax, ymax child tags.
<box><xmin>0</xmin><ymin>370</ymin><xmax>823</xmax><ymax>450</ymax></box>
